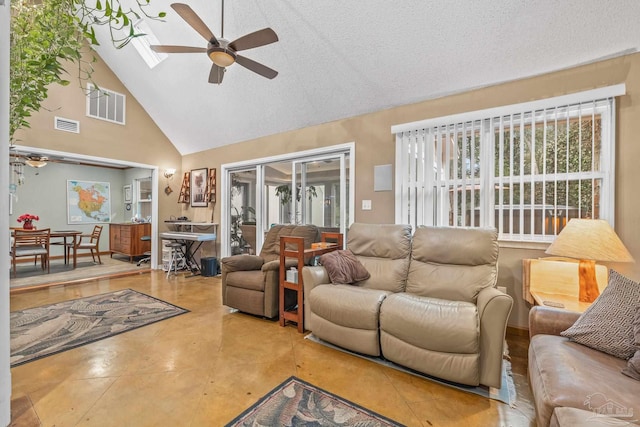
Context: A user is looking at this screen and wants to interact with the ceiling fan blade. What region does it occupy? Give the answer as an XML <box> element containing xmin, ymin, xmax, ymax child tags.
<box><xmin>171</xmin><ymin>3</ymin><xmax>218</xmax><ymax>44</ymax></box>
<box><xmin>235</xmin><ymin>55</ymin><xmax>278</xmax><ymax>79</ymax></box>
<box><xmin>229</xmin><ymin>28</ymin><xmax>278</xmax><ymax>52</ymax></box>
<box><xmin>208</xmin><ymin>63</ymin><xmax>225</xmax><ymax>84</ymax></box>
<box><xmin>150</xmin><ymin>45</ymin><xmax>207</xmax><ymax>54</ymax></box>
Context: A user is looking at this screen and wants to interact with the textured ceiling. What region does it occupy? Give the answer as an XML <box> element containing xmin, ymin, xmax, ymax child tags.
<box><xmin>92</xmin><ymin>0</ymin><xmax>640</xmax><ymax>155</ymax></box>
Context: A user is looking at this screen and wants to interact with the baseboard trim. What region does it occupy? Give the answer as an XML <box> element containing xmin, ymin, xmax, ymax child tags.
<box><xmin>12</xmin><ymin>251</ymin><xmax>112</xmax><ymax>265</ymax></box>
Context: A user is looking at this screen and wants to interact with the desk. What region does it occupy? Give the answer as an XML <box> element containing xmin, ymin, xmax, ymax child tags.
<box><xmin>159</xmin><ymin>231</ymin><xmax>217</xmax><ymax>276</ymax></box>
<box><xmin>164</xmin><ymin>222</ymin><xmax>218</xmax><ymax>255</ymax></box>
<box><xmin>164</xmin><ymin>221</ymin><xmax>218</xmax><ymax>232</ymax></box>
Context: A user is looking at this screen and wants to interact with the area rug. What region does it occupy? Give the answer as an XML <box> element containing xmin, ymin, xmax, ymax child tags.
<box><xmin>305</xmin><ymin>334</ymin><xmax>516</xmax><ymax>407</ymax></box>
<box><xmin>225</xmin><ymin>376</ymin><xmax>404</xmax><ymax>427</ymax></box>
<box><xmin>10</xmin><ymin>289</ymin><xmax>189</xmax><ymax>367</ymax></box>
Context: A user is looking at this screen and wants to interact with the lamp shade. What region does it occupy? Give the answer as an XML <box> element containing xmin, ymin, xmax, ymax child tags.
<box><xmin>25</xmin><ymin>159</ymin><xmax>47</xmax><ymax>168</ymax></box>
<box><xmin>545</xmin><ymin>219</ymin><xmax>635</xmax><ymax>263</ymax></box>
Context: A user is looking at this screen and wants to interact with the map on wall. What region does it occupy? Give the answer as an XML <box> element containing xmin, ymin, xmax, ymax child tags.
<box><xmin>67</xmin><ymin>180</ymin><xmax>112</xmax><ymax>224</ymax></box>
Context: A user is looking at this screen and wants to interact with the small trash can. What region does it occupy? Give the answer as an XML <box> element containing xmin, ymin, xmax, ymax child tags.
<box><xmin>201</xmin><ymin>257</ymin><xmax>219</xmax><ymax>277</ymax></box>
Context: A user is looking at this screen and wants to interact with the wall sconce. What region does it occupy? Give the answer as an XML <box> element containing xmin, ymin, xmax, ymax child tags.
<box><xmin>164</xmin><ymin>168</ymin><xmax>176</xmax><ymax>179</ymax></box>
<box><xmin>164</xmin><ymin>168</ymin><xmax>176</xmax><ymax>195</ymax></box>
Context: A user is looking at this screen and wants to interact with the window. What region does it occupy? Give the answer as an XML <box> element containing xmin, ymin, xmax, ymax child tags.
<box><xmin>393</xmin><ymin>85</ymin><xmax>624</xmax><ymax>243</ymax></box>
<box><xmin>130</xmin><ymin>19</ymin><xmax>167</xmax><ymax>69</ymax></box>
<box><xmin>86</xmin><ymin>83</ymin><xmax>126</xmax><ymax>125</ymax></box>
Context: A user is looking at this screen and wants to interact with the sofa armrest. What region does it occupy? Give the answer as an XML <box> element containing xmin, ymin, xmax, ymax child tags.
<box><xmin>261</xmin><ymin>259</ymin><xmax>280</xmax><ymax>272</ymax></box>
<box><xmin>261</xmin><ymin>259</ymin><xmax>298</xmax><ymax>273</ymax></box>
<box><xmin>528</xmin><ymin>306</ymin><xmax>580</xmax><ymax>339</ymax></box>
<box><xmin>302</xmin><ymin>266</ymin><xmax>331</xmax><ymax>330</ymax></box>
<box><xmin>220</xmin><ymin>255</ymin><xmax>264</xmax><ymax>272</ymax></box>
<box><xmin>477</xmin><ymin>286</ymin><xmax>513</xmax><ymax>389</ymax></box>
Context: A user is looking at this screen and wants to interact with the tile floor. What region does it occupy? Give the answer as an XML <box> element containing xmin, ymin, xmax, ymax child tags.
<box><xmin>9</xmin><ymin>271</ymin><xmax>535</xmax><ymax>426</ymax></box>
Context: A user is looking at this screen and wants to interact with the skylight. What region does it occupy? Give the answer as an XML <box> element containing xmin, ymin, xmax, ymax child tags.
<box><xmin>130</xmin><ymin>19</ymin><xmax>167</xmax><ymax>69</ymax></box>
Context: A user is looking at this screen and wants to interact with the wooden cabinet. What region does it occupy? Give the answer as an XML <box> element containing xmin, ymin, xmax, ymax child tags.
<box><xmin>110</xmin><ymin>223</ymin><xmax>151</xmax><ymax>262</ymax></box>
<box><xmin>279</xmin><ymin>232</ymin><xmax>343</xmax><ymax>333</ymax></box>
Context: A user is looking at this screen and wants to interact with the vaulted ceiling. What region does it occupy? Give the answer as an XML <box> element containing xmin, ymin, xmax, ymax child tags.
<box><xmin>92</xmin><ymin>0</ymin><xmax>640</xmax><ymax>155</ymax></box>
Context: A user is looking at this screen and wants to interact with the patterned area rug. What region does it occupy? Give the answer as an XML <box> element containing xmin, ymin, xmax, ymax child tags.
<box><xmin>10</xmin><ymin>289</ymin><xmax>188</xmax><ymax>367</ymax></box>
<box><xmin>226</xmin><ymin>376</ymin><xmax>404</xmax><ymax>427</ymax></box>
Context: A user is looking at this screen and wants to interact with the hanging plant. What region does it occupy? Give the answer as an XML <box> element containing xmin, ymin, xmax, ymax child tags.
<box><xmin>9</xmin><ymin>0</ymin><xmax>165</xmax><ymax>143</ymax></box>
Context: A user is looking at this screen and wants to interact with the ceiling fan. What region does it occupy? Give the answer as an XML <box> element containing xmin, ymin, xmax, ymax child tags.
<box><xmin>150</xmin><ymin>2</ymin><xmax>279</xmax><ymax>84</ymax></box>
<box><xmin>10</xmin><ymin>151</ymin><xmax>128</xmax><ymax>169</ymax></box>
<box><xmin>23</xmin><ymin>155</ymin><xmax>49</xmax><ymax>168</ymax></box>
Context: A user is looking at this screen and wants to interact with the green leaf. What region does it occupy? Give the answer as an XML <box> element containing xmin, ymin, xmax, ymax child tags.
<box><xmin>158</xmin><ymin>11</ymin><xmax>166</xmax><ymax>18</ymax></box>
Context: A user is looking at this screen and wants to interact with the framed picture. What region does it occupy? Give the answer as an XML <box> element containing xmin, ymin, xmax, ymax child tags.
<box><xmin>67</xmin><ymin>180</ymin><xmax>112</xmax><ymax>224</ymax></box>
<box><xmin>190</xmin><ymin>168</ymin><xmax>208</xmax><ymax>207</ymax></box>
<box><xmin>123</xmin><ymin>184</ymin><xmax>132</xmax><ymax>203</ymax></box>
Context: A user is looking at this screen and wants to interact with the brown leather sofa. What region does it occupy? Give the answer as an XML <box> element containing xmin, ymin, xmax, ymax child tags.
<box><xmin>303</xmin><ymin>223</ymin><xmax>513</xmax><ymax>388</ymax></box>
<box><xmin>221</xmin><ymin>224</ymin><xmax>320</xmax><ymax>318</ymax></box>
<box><xmin>529</xmin><ymin>306</ymin><xmax>640</xmax><ymax>427</ymax></box>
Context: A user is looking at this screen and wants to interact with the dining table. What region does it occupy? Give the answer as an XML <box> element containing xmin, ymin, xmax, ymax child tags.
<box><xmin>50</xmin><ymin>230</ymin><xmax>83</xmax><ymax>268</ymax></box>
<box><xmin>11</xmin><ymin>228</ymin><xmax>83</xmax><ymax>270</ymax></box>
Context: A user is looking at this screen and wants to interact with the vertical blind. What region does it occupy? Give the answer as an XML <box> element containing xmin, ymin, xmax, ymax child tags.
<box><xmin>393</xmin><ymin>85</ymin><xmax>623</xmax><ymax>242</ymax></box>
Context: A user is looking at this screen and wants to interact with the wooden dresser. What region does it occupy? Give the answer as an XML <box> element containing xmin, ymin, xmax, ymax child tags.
<box><xmin>109</xmin><ymin>223</ymin><xmax>151</xmax><ymax>262</ymax></box>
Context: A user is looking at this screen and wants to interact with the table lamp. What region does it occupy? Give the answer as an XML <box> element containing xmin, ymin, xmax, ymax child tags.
<box><xmin>545</xmin><ymin>219</ymin><xmax>635</xmax><ymax>303</ymax></box>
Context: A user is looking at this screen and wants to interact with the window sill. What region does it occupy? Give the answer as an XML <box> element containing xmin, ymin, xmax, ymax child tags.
<box><xmin>498</xmin><ymin>240</ymin><xmax>550</xmax><ymax>251</ymax></box>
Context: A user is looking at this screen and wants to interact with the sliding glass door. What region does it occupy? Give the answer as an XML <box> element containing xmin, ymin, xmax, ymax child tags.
<box><xmin>228</xmin><ymin>169</ymin><xmax>257</xmax><ymax>255</ymax></box>
<box><xmin>221</xmin><ymin>144</ymin><xmax>353</xmax><ymax>257</ymax></box>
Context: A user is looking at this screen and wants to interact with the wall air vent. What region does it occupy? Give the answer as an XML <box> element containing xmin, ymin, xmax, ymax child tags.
<box><xmin>54</xmin><ymin>116</ymin><xmax>80</xmax><ymax>133</ymax></box>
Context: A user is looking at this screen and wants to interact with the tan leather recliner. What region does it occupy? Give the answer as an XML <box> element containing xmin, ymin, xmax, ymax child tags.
<box><xmin>221</xmin><ymin>224</ymin><xmax>320</xmax><ymax>318</ymax></box>
<box><xmin>380</xmin><ymin>226</ymin><xmax>513</xmax><ymax>388</ymax></box>
<box><xmin>307</xmin><ymin>223</ymin><xmax>413</xmax><ymax>356</ymax></box>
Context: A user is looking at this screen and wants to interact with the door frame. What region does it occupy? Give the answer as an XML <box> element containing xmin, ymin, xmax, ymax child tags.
<box><xmin>221</xmin><ymin>142</ymin><xmax>355</xmax><ymax>258</ymax></box>
<box><xmin>11</xmin><ymin>144</ymin><xmax>160</xmax><ymax>269</ymax></box>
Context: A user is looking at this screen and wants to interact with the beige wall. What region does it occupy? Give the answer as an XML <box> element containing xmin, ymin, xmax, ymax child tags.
<box><xmin>13</xmin><ymin>52</ymin><xmax>184</xmax><ymax>229</ymax></box>
<box><xmin>18</xmin><ymin>50</ymin><xmax>640</xmax><ymax>329</ymax></box>
<box><xmin>184</xmin><ymin>52</ymin><xmax>640</xmax><ymax>329</ymax></box>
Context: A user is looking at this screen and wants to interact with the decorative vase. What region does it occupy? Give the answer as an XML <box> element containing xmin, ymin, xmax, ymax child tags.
<box><xmin>23</xmin><ymin>220</ymin><xmax>33</xmax><ymax>230</ymax></box>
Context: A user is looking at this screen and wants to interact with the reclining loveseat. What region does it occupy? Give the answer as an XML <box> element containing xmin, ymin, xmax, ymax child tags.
<box><xmin>302</xmin><ymin>223</ymin><xmax>513</xmax><ymax>388</ymax></box>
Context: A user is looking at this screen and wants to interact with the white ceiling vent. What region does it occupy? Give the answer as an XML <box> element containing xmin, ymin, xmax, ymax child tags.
<box><xmin>54</xmin><ymin>116</ymin><xmax>80</xmax><ymax>133</ymax></box>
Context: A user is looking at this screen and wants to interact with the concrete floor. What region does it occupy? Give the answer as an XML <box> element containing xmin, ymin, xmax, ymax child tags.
<box><xmin>9</xmin><ymin>271</ymin><xmax>535</xmax><ymax>426</ymax></box>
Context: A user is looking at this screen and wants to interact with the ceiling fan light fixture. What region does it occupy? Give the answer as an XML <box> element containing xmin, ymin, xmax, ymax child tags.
<box><xmin>25</xmin><ymin>159</ymin><xmax>47</xmax><ymax>168</ymax></box>
<box><xmin>208</xmin><ymin>47</ymin><xmax>236</xmax><ymax>67</ymax></box>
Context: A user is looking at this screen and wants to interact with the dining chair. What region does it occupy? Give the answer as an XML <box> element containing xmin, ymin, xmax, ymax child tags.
<box><xmin>68</xmin><ymin>225</ymin><xmax>103</xmax><ymax>264</ymax></box>
<box><xmin>10</xmin><ymin>228</ymin><xmax>51</xmax><ymax>277</ymax></box>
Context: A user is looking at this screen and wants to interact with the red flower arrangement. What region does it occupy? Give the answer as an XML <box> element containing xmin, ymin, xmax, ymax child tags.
<box><xmin>18</xmin><ymin>214</ymin><xmax>40</xmax><ymax>224</ymax></box>
<box><xmin>17</xmin><ymin>213</ymin><xmax>39</xmax><ymax>223</ymax></box>
<box><xmin>17</xmin><ymin>214</ymin><xmax>39</xmax><ymax>229</ymax></box>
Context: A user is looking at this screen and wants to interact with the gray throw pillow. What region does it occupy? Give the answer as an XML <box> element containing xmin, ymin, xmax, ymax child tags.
<box><xmin>561</xmin><ymin>270</ymin><xmax>640</xmax><ymax>360</ymax></box>
<box><xmin>320</xmin><ymin>249</ymin><xmax>370</xmax><ymax>285</ymax></box>
<box><xmin>622</xmin><ymin>307</ymin><xmax>640</xmax><ymax>380</ymax></box>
